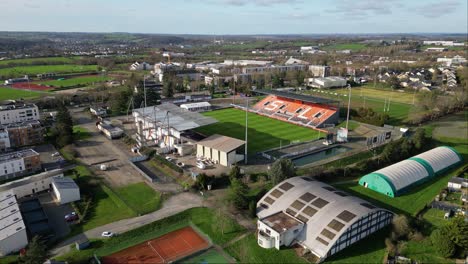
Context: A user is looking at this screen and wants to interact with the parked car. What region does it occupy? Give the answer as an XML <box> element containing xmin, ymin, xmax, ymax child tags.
<box><xmin>101</xmin><ymin>231</ymin><xmax>114</xmax><ymax>238</ymax></box>
<box><xmin>196</xmin><ymin>161</ymin><xmax>206</xmax><ymax>170</ymax></box>
<box><xmin>51</xmin><ymin>152</ymin><xmax>60</xmax><ymax>157</ymax></box>
<box><xmin>64</xmin><ymin>212</ymin><xmax>78</xmax><ymax>222</ymax></box>
<box><xmin>165</xmin><ymin>156</ymin><xmax>173</xmax><ymax>162</ymax></box>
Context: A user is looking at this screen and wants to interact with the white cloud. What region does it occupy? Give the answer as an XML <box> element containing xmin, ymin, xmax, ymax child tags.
<box><xmin>416</xmin><ymin>0</ymin><xmax>461</xmax><ymax>18</ymax></box>
<box><xmin>327</xmin><ymin>0</ymin><xmax>404</xmax><ymax>20</ymax></box>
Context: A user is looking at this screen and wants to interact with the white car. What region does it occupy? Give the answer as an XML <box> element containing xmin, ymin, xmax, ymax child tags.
<box><xmin>196</xmin><ymin>161</ymin><xmax>206</xmax><ymax>170</ymax></box>
<box><xmin>165</xmin><ymin>156</ymin><xmax>173</xmax><ymax>162</ymax></box>
<box><xmin>101</xmin><ymin>231</ymin><xmax>114</xmax><ymax>238</ymax></box>
<box><xmin>51</xmin><ymin>152</ymin><xmax>60</xmax><ymax>157</ymax></box>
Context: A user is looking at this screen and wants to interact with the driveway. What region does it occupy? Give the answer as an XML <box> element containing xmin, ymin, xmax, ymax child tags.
<box><xmin>51</xmin><ymin>192</ymin><xmax>204</xmax><ymax>256</ymax></box>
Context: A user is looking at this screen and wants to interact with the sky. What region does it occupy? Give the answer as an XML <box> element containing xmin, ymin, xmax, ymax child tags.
<box><xmin>0</xmin><ymin>0</ymin><xmax>467</xmax><ymax>34</ymax></box>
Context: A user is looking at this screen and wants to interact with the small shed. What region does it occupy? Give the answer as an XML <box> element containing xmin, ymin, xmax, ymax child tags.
<box><xmin>196</xmin><ymin>134</ymin><xmax>245</xmax><ymax>166</ymax></box>
<box><xmin>75</xmin><ymin>238</ymin><xmax>90</xmax><ymax>251</ymax></box>
<box><xmin>52</xmin><ymin>177</ymin><xmax>80</xmax><ymax>205</ymax></box>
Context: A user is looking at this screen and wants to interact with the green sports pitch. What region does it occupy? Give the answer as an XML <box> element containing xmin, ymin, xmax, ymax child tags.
<box><xmin>195</xmin><ymin>108</ymin><xmax>322</xmax><ymax>154</ymax></box>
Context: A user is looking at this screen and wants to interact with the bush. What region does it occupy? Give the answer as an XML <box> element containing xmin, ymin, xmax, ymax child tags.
<box><xmin>152</xmin><ymin>154</ymin><xmax>183</xmax><ymax>173</ymax></box>
<box><xmin>431</xmin><ymin>228</ymin><xmax>456</xmax><ymax>258</ymax></box>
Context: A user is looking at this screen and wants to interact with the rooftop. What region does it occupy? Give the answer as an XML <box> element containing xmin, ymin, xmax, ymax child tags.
<box><xmin>134</xmin><ymin>103</ymin><xmax>217</xmax><ymax>132</ymax></box>
<box><xmin>52</xmin><ymin>177</ymin><xmax>79</xmax><ymax>190</ymax></box>
<box><xmin>254</xmin><ymin>89</ymin><xmax>338</xmax><ymax>105</ymax></box>
<box><xmin>0</xmin><ymin>103</ymin><xmax>37</xmax><ymax>112</ymax></box>
<box><xmin>0</xmin><ymin>149</ymin><xmax>39</xmax><ymax>163</ymax></box>
<box><xmin>261</xmin><ymin>211</ymin><xmax>303</xmax><ymax>233</ymax></box>
<box><xmin>197</xmin><ymin>134</ymin><xmax>245</xmax><ymax>153</ymax></box>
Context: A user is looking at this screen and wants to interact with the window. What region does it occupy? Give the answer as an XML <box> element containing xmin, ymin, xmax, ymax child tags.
<box><xmin>299</xmin><ymin>192</ymin><xmax>316</xmax><ymax>202</ymax></box>
<box><xmin>328</xmin><ymin>219</ymin><xmax>345</xmax><ymax>232</ymax></box>
<box><xmin>311</xmin><ymin>198</ymin><xmax>329</xmax><ymax>208</ymax></box>
<box><xmin>266</xmin><ymin>229</ymin><xmax>271</xmax><ymax>235</ymax></box>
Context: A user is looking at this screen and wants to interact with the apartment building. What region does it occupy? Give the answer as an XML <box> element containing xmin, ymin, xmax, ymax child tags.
<box><xmin>0</xmin><ymin>149</ymin><xmax>41</xmax><ymax>181</ymax></box>
<box><xmin>0</xmin><ymin>104</ymin><xmax>39</xmax><ymax>125</ymax></box>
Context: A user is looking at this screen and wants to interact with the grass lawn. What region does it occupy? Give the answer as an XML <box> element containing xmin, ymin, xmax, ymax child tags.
<box><xmin>335</xmin><ymin>85</ymin><xmax>417</xmax><ymax>105</ymax></box>
<box><xmin>68</xmin><ymin>166</ymin><xmax>137</xmax><ymax>234</ymax></box>
<box><xmin>0</xmin><ymin>255</ymin><xmax>19</xmax><ymax>263</ymax></box>
<box><xmin>73</xmin><ymin>125</ymin><xmax>92</xmax><ymax>141</ymax></box>
<box><xmin>180</xmin><ymin>249</ymin><xmax>230</xmax><ymax>264</ymax></box>
<box><xmin>0</xmin><ymin>64</ymin><xmax>97</xmax><ymax>78</ymax></box>
<box><xmin>403</xmin><ymin>239</ymin><xmax>455</xmax><ymax>264</ymax></box>
<box><xmin>0</xmin><ymin>56</ymin><xmax>77</xmax><ymax>66</ymax></box>
<box><xmin>196</xmin><ymin>108</ymin><xmax>321</xmax><ymax>154</ymax></box>
<box><xmin>337</xmin><ymin>120</ymin><xmax>360</xmax><ymax>131</ymax></box>
<box><xmin>422</xmin><ymin>208</ymin><xmax>449</xmax><ymax>230</ymax></box>
<box><xmin>114</xmin><ymin>182</ymin><xmax>162</xmax><ymax>215</ymax></box>
<box><xmin>334</xmin><ymin>166</ymin><xmax>464</xmax><ymax>216</ymax></box>
<box><xmin>325</xmin><ymin>227</ymin><xmax>389</xmax><ymax>263</ymax></box>
<box><xmin>225</xmin><ymin>233</ymin><xmax>307</xmax><ymax>263</ymax></box>
<box><xmin>37</xmin><ymin>75</ymin><xmax>109</xmax><ymax>88</ymax></box>
<box><xmin>57</xmin><ymin>208</ymin><xmax>245</xmax><ymax>264</ymax></box>
<box><xmin>0</xmin><ymin>87</ymin><xmax>44</xmax><ymax>100</ymax></box>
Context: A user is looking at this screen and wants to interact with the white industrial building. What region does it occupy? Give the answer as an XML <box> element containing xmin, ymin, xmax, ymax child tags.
<box><xmin>0</xmin><ymin>104</ymin><xmax>39</xmax><ymax>125</ymax></box>
<box><xmin>423</xmin><ymin>41</ymin><xmax>465</xmax><ymax>47</ymax></box>
<box><xmin>180</xmin><ymin>102</ymin><xmax>211</xmax><ymax>112</ymax></box>
<box><xmin>133</xmin><ymin>103</ymin><xmax>217</xmax><ymax>150</ymax></box>
<box><xmin>196</xmin><ymin>134</ymin><xmax>245</xmax><ymax>167</ymax></box>
<box><xmin>437</xmin><ymin>55</ymin><xmax>467</xmax><ymax>66</ymax></box>
<box><xmin>256</xmin><ymin>177</ymin><xmax>393</xmax><ymax>262</ymax></box>
<box><xmin>0</xmin><ymin>169</ymin><xmax>64</xmax><ymax>199</ymax></box>
<box><xmin>51</xmin><ymin>177</ymin><xmax>80</xmax><ymax>205</ymax></box>
<box><xmin>309</xmin><ymin>65</ymin><xmax>331</xmax><ymax>78</ymax></box>
<box><xmin>447</xmin><ymin>177</ymin><xmax>468</xmax><ymax>192</ymax></box>
<box><xmin>223</xmin><ymin>60</ymin><xmax>272</xmax><ymax>66</ymax></box>
<box><xmin>0</xmin><ymin>190</ymin><xmax>28</xmax><ymax>256</ymax></box>
<box><xmin>129</xmin><ymin>61</ymin><xmax>152</xmax><ymax>71</ymax></box>
<box><xmin>97</xmin><ymin>121</ymin><xmax>124</xmax><ymax>139</ymax></box>
<box><xmin>306</xmin><ymin>77</ymin><xmax>347</xmax><ymax>88</ymax></box>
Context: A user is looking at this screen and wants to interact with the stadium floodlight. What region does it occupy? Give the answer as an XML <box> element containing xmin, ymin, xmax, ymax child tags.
<box><xmin>245</xmin><ymin>97</ymin><xmax>248</xmax><ymax>164</ymax></box>
<box><xmin>345</xmin><ymin>84</ymin><xmax>352</xmax><ymax>131</ymax></box>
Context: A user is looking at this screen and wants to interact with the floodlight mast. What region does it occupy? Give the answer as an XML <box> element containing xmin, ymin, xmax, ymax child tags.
<box><xmin>345</xmin><ymin>84</ymin><xmax>352</xmax><ymax>131</ymax></box>
<box><xmin>245</xmin><ymin>97</ymin><xmax>248</xmax><ymax>165</ymax></box>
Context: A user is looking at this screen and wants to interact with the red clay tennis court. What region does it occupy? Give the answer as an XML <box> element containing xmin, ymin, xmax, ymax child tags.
<box><xmin>101</xmin><ymin>226</ymin><xmax>210</xmax><ymax>264</ymax></box>
<box><xmin>11</xmin><ymin>83</ymin><xmax>51</xmax><ymax>91</ymax></box>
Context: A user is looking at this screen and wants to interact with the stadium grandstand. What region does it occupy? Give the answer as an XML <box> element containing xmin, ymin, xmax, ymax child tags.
<box><xmin>256</xmin><ymin>177</ymin><xmax>393</xmax><ymax>263</ymax></box>
<box><xmin>245</xmin><ymin>89</ymin><xmax>340</xmax><ymax>128</ymax></box>
<box><xmin>358</xmin><ymin>146</ymin><xmax>463</xmax><ymax>197</ymax></box>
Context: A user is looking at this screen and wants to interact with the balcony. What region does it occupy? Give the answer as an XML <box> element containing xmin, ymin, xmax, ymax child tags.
<box><xmin>257</xmin><ymin>230</ymin><xmax>275</xmax><ymax>249</ymax></box>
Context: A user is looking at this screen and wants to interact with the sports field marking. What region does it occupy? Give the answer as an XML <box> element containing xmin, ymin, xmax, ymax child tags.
<box><xmin>148</xmin><ymin>241</ymin><xmax>165</xmax><ymax>263</ymax></box>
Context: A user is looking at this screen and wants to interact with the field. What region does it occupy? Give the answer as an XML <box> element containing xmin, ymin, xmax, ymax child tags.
<box><xmin>102</xmin><ymin>226</ymin><xmax>210</xmax><ymax>264</ymax></box>
<box><xmin>335</xmin><ymin>85</ymin><xmax>417</xmax><ymax>105</ymax></box>
<box><xmin>181</xmin><ymin>249</ymin><xmax>230</xmax><ymax>264</ymax></box>
<box><xmin>56</xmin><ymin>208</ymin><xmax>244</xmax><ymax>264</ymax></box>
<box><xmin>114</xmin><ymin>182</ymin><xmax>162</xmax><ymax>215</ymax></box>
<box><xmin>0</xmin><ymin>87</ymin><xmax>44</xmax><ymax>100</ymax></box>
<box><xmin>225</xmin><ymin>233</ymin><xmax>307</xmax><ymax>263</ymax></box>
<box><xmin>0</xmin><ymin>64</ymin><xmax>97</xmax><ymax>78</ymax></box>
<box><xmin>36</xmin><ymin>75</ymin><xmax>109</xmax><ymax>88</ymax></box>
<box><xmin>0</xmin><ymin>57</ymin><xmax>78</xmax><ymax>66</ymax></box>
<box><xmin>196</xmin><ymin>108</ymin><xmax>321</xmax><ymax>154</ymax></box>
<box><xmin>323</xmin><ymin>43</ymin><xmax>367</xmax><ymax>51</ymax></box>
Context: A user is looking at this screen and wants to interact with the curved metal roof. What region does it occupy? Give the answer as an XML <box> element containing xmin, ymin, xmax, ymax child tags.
<box><xmin>371</xmin><ymin>159</ymin><xmax>429</xmax><ymax>191</ymax></box>
<box><xmin>257</xmin><ymin>177</ymin><xmax>390</xmax><ymax>259</ymax></box>
<box><xmin>413</xmin><ymin>146</ymin><xmax>462</xmax><ymax>173</ymax></box>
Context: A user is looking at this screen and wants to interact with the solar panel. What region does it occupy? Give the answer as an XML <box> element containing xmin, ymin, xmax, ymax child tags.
<box><xmin>328</xmin><ymin>219</ymin><xmax>345</xmax><ymax>232</ymax></box>
<box><xmin>270</xmin><ymin>189</ymin><xmax>284</xmax><ymax>198</ymax></box>
<box><xmin>302</xmin><ymin>206</ymin><xmax>318</xmax><ymax>217</ymax></box>
<box><xmin>264</xmin><ymin>196</ymin><xmax>275</xmax><ymax>205</ymax></box>
<box><xmin>322</xmin><ymin>186</ymin><xmax>336</xmax><ymax>191</ymax></box>
<box><xmin>301</xmin><ymin>177</ymin><xmax>315</xmax><ymax>182</ymax></box>
<box><xmin>286</xmin><ymin>208</ymin><xmax>297</xmax><ymax>216</ymax></box>
<box><xmin>311</xmin><ymin>198</ymin><xmax>329</xmax><ymax>209</ymax></box>
<box><xmin>296</xmin><ymin>214</ymin><xmax>309</xmax><ymax>223</ymax></box>
<box><xmin>334</xmin><ymin>191</ymin><xmax>349</xmax><ymax>197</ymax></box>
<box><xmin>279</xmin><ymin>182</ymin><xmax>294</xmax><ymax>191</ymax></box>
<box><xmin>320</xmin><ymin>229</ymin><xmax>336</xmax><ymax>240</ymax></box>
<box><xmin>299</xmin><ymin>192</ymin><xmax>316</xmax><ymax>202</ymax></box>
<box><xmin>316</xmin><ymin>236</ymin><xmax>329</xmax><ymax>246</ymax></box>
<box><xmin>361</xmin><ymin>203</ymin><xmax>376</xmax><ymax>209</ymax></box>
<box><xmin>290</xmin><ymin>200</ymin><xmax>306</xmax><ymax>211</ymax></box>
<box><xmin>337</xmin><ymin>210</ymin><xmax>357</xmax><ymax>223</ymax></box>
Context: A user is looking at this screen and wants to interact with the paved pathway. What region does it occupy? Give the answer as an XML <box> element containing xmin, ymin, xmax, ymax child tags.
<box><xmin>51</xmin><ymin>192</ymin><xmax>204</xmax><ymax>256</ymax></box>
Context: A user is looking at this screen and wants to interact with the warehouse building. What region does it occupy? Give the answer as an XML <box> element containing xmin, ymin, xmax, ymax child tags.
<box><xmin>256</xmin><ymin>177</ymin><xmax>393</xmax><ymax>263</ymax></box>
<box><xmin>51</xmin><ymin>177</ymin><xmax>80</xmax><ymax>205</ymax></box>
<box><xmin>180</xmin><ymin>102</ymin><xmax>211</xmax><ymax>112</ymax></box>
<box><xmin>359</xmin><ymin>146</ymin><xmax>463</xmax><ymax>197</ymax></box>
<box><xmin>0</xmin><ymin>190</ymin><xmax>28</xmax><ymax>256</ymax></box>
<box><xmin>196</xmin><ymin>134</ymin><xmax>245</xmax><ymax>166</ymax></box>
<box><xmin>0</xmin><ymin>169</ymin><xmax>64</xmax><ymax>199</ymax></box>
<box><xmin>305</xmin><ymin>77</ymin><xmax>347</xmax><ymax>89</ymax></box>
<box><xmin>97</xmin><ymin>121</ymin><xmax>124</xmax><ymax>140</ymax></box>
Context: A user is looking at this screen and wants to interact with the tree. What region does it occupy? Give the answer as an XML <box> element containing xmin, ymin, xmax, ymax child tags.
<box><xmin>228</xmin><ymin>178</ymin><xmax>249</xmax><ymax>209</ymax></box>
<box><xmin>447</xmin><ymin>216</ymin><xmax>468</xmax><ymax>250</ymax></box>
<box><xmin>52</xmin><ymin>103</ymin><xmax>74</xmax><ymax>147</ymax></box>
<box><xmin>248</xmin><ymin>200</ymin><xmax>257</xmax><ymax>218</ymax></box>
<box><xmin>18</xmin><ymin>236</ymin><xmax>48</xmax><ymax>264</ymax></box>
<box><xmin>269</xmin><ymin>158</ymin><xmax>295</xmax><ymax>185</ymax></box>
<box><xmin>229</xmin><ymin>165</ymin><xmax>242</xmax><ymax>180</ymax></box>
<box><xmin>412</xmin><ymin>128</ymin><xmax>429</xmax><ymax>151</ymax></box>
<box><xmin>195</xmin><ymin>173</ymin><xmax>208</xmax><ymax>190</ymax></box>
<box><xmin>392</xmin><ymin>215</ymin><xmax>412</xmax><ymax>240</ymax></box>
<box><xmin>431</xmin><ymin>227</ymin><xmax>456</xmax><ymax>258</ymax></box>
<box><xmin>388</xmin><ymin>75</ymin><xmax>400</xmax><ymax>88</ymax></box>
<box><xmin>163</xmin><ymin>79</ymin><xmax>175</xmax><ymax>98</ymax></box>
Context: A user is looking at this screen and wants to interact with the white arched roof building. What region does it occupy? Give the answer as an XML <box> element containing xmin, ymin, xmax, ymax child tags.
<box><xmin>256</xmin><ymin>177</ymin><xmax>393</xmax><ymax>262</ymax></box>
<box><xmin>359</xmin><ymin>146</ymin><xmax>463</xmax><ymax>197</ymax></box>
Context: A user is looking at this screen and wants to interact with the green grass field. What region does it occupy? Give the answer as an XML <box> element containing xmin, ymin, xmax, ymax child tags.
<box><xmin>0</xmin><ymin>57</ymin><xmax>78</xmax><ymax>66</ymax></box>
<box><xmin>196</xmin><ymin>108</ymin><xmax>321</xmax><ymax>154</ymax></box>
<box><xmin>181</xmin><ymin>249</ymin><xmax>230</xmax><ymax>264</ymax></box>
<box><xmin>0</xmin><ymin>87</ymin><xmax>44</xmax><ymax>100</ymax></box>
<box><xmin>225</xmin><ymin>233</ymin><xmax>307</xmax><ymax>263</ymax></box>
<box><xmin>37</xmin><ymin>75</ymin><xmax>109</xmax><ymax>88</ymax></box>
<box><xmin>0</xmin><ymin>64</ymin><xmax>97</xmax><ymax>78</ymax></box>
<box><xmin>335</xmin><ymin>85</ymin><xmax>417</xmax><ymax>105</ymax></box>
<box><xmin>73</xmin><ymin>126</ymin><xmax>92</xmax><ymax>141</ymax></box>
<box><xmin>114</xmin><ymin>182</ymin><xmax>162</xmax><ymax>215</ymax></box>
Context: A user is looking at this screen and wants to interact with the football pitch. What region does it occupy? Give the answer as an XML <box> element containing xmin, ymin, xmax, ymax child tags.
<box><xmin>196</xmin><ymin>108</ymin><xmax>321</xmax><ymax>154</ymax></box>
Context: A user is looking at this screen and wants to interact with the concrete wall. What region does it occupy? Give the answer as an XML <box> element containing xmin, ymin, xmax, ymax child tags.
<box><xmin>52</xmin><ymin>184</ymin><xmax>80</xmax><ymax>205</ymax></box>
<box><xmin>0</xmin><ymin>228</ymin><xmax>28</xmax><ymax>256</ymax></box>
